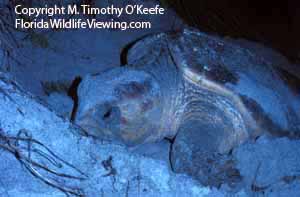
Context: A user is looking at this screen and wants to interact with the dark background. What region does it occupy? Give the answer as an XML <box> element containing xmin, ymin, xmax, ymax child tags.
<box><xmin>168</xmin><ymin>0</ymin><xmax>300</xmax><ymax>62</ymax></box>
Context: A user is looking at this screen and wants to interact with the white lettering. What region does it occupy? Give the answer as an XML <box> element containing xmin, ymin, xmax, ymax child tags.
<box><xmin>14</xmin><ymin>5</ymin><xmax>65</xmax><ymax>17</ymax></box>
<box><xmin>125</xmin><ymin>5</ymin><xmax>135</xmax><ymax>15</ymax></box>
<box><xmin>136</xmin><ymin>5</ymin><xmax>164</xmax><ymax>15</ymax></box>
<box><xmin>68</xmin><ymin>5</ymin><xmax>79</xmax><ymax>15</ymax></box>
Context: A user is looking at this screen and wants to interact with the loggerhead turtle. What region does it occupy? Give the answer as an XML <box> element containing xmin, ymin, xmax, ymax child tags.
<box><xmin>74</xmin><ymin>29</ymin><xmax>300</xmax><ymax>152</ymax></box>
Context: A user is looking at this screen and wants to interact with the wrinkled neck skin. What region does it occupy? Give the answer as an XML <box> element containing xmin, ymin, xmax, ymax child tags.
<box><xmin>146</xmin><ymin>57</ymin><xmax>184</xmax><ymax>139</ymax></box>
<box><xmin>127</xmin><ymin>32</ymin><xmax>254</xmax><ymax>142</ymax></box>
<box><xmin>130</xmin><ymin>41</ymin><xmax>184</xmax><ymax>139</ymax></box>
<box><xmin>138</xmin><ymin>50</ymin><xmax>252</xmax><ymax>147</ymax></box>
<box><xmin>164</xmin><ymin>35</ymin><xmax>254</xmax><ymax>144</ymax></box>
<box><xmin>182</xmin><ymin>77</ymin><xmax>251</xmax><ymax>153</ymax></box>
<box><xmin>153</xmin><ymin>56</ymin><xmax>184</xmax><ymax>138</ymax></box>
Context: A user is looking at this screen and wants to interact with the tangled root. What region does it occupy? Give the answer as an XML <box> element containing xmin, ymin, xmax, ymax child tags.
<box><xmin>0</xmin><ymin>127</ymin><xmax>88</xmax><ymax>196</ymax></box>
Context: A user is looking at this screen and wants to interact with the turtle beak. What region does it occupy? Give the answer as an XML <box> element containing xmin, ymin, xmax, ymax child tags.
<box><xmin>75</xmin><ymin>114</ymin><xmax>99</xmax><ymax>136</ymax></box>
<box><xmin>74</xmin><ymin>112</ymin><xmax>87</xmax><ymax>127</ymax></box>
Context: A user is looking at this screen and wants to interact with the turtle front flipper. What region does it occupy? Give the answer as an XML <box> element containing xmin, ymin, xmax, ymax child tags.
<box><xmin>170</xmin><ymin>100</ymin><xmax>247</xmax><ymax>188</ymax></box>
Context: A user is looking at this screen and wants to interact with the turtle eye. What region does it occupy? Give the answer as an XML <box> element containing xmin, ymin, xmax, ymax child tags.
<box><xmin>101</xmin><ymin>105</ymin><xmax>120</xmax><ymax>123</ymax></box>
<box><xmin>103</xmin><ymin>107</ymin><xmax>112</xmax><ymax>120</ymax></box>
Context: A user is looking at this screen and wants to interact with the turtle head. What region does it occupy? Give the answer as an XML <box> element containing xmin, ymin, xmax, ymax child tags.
<box><xmin>75</xmin><ymin>68</ymin><xmax>163</xmax><ymax>146</ymax></box>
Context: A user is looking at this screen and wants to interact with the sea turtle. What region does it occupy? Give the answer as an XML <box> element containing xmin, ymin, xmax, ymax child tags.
<box><xmin>75</xmin><ymin>29</ymin><xmax>300</xmax><ymax>151</ymax></box>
